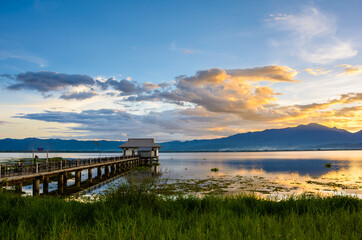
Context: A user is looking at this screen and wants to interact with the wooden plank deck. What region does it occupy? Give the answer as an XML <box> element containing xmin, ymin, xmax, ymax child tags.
<box><xmin>0</xmin><ymin>156</ymin><xmax>140</xmax><ymax>182</ymax></box>
<box><xmin>0</xmin><ymin>154</ymin><xmax>157</xmax><ymax>196</ymax></box>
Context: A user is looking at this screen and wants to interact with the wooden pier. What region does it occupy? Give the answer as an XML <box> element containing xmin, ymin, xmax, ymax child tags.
<box><xmin>0</xmin><ymin>155</ymin><xmax>151</xmax><ymax>196</ymax></box>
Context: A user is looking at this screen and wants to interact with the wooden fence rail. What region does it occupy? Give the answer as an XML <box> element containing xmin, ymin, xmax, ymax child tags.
<box><xmin>0</xmin><ymin>155</ymin><xmax>138</xmax><ymax>179</ymax></box>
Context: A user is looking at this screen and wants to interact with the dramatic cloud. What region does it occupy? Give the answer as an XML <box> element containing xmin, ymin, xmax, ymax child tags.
<box><xmin>95</xmin><ymin>78</ymin><xmax>169</xmax><ymax>96</ymax></box>
<box><xmin>142</xmin><ymin>82</ymin><xmax>170</xmax><ymax>91</ymax></box>
<box><xmin>126</xmin><ymin>66</ymin><xmax>297</xmax><ymax>119</ymax></box>
<box><xmin>4</xmin><ymin>66</ymin><xmax>361</xmax><ymax>140</ymax></box>
<box><xmin>60</xmin><ymin>91</ymin><xmax>97</xmax><ymax>100</ymax></box>
<box><xmin>4</xmin><ymin>71</ymin><xmax>95</xmax><ymax>92</ymax></box>
<box><xmin>336</xmin><ymin>64</ymin><xmax>362</xmax><ymax>76</ymax></box>
<box><xmin>304</xmin><ymin>68</ymin><xmax>332</xmax><ymax>76</ymax></box>
<box><xmin>226</xmin><ymin>66</ymin><xmax>298</xmax><ymax>82</ymax></box>
<box><xmin>2</xmin><ymin>71</ymin><xmax>169</xmax><ymax>100</ymax></box>
<box><xmin>334</xmin><ymin>106</ymin><xmax>362</xmax><ymax>117</ymax></box>
<box><xmin>96</xmin><ymin>78</ymin><xmax>138</xmax><ymax>94</ymax></box>
<box><xmin>14</xmin><ymin>89</ymin><xmax>362</xmax><ymax>140</ymax></box>
<box><xmin>269</xmin><ymin>7</ymin><xmax>358</xmax><ymax>64</ymax></box>
<box><xmin>295</xmin><ymin>92</ymin><xmax>362</xmax><ymax>111</ymax></box>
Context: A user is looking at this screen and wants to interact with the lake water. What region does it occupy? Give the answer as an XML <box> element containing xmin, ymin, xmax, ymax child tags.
<box><xmin>1</xmin><ymin>151</ymin><xmax>361</xmax><ymax>198</ymax></box>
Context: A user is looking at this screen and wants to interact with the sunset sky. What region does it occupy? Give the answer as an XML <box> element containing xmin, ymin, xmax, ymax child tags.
<box><xmin>0</xmin><ymin>0</ymin><xmax>361</xmax><ymax>141</ymax></box>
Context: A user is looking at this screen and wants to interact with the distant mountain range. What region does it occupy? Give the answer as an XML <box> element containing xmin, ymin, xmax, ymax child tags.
<box><xmin>161</xmin><ymin>123</ymin><xmax>362</xmax><ymax>151</ymax></box>
<box><xmin>0</xmin><ymin>123</ymin><xmax>361</xmax><ymax>152</ymax></box>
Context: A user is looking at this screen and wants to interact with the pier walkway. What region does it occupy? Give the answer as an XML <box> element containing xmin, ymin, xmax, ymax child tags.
<box><xmin>0</xmin><ymin>155</ymin><xmax>148</xmax><ymax>195</ymax></box>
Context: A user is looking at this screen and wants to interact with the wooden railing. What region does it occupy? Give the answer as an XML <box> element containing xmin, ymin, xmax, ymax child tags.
<box><xmin>0</xmin><ymin>155</ymin><xmax>139</xmax><ymax>179</ymax></box>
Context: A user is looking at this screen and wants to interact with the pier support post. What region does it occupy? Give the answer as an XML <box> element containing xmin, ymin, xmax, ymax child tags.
<box><xmin>33</xmin><ymin>178</ymin><xmax>40</xmax><ymax>196</ymax></box>
<box><xmin>97</xmin><ymin>167</ymin><xmax>102</xmax><ymax>180</ymax></box>
<box><xmin>111</xmin><ymin>164</ymin><xmax>115</xmax><ymax>175</ymax></box>
<box><xmin>58</xmin><ymin>174</ymin><xmax>64</xmax><ymax>194</ymax></box>
<box><xmin>75</xmin><ymin>170</ymin><xmax>81</xmax><ymax>187</ymax></box>
<box><xmin>63</xmin><ymin>172</ymin><xmax>68</xmax><ymax>187</ymax></box>
<box><xmin>105</xmin><ymin>165</ymin><xmax>109</xmax><ymax>177</ymax></box>
<box><xmin>152</xmin><ymin>166</ymin><xmax>159</xmax><ymax>175</ymax></box>
<box><xmin>43</xmin><ymin>176</ymin><xmax>49</xmax><ymax>194</ymax></box>
<box><xmin>88</xmin><ymin>168</ymin><xmax>93</xmax><ymax>183</ymax></box>
<box><xmin>15</xmin><ymin>181</ymin><xmax>22</xmax><ymax>194</ymax></box>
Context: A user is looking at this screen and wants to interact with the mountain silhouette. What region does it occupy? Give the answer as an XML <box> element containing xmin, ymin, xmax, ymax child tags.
<box><xmin>161</xmin><ymin>123</ymin><xmax>362</xmax><ymax>151</ymax></box>
<box><xmin>0</xmin><ymin>123</ymin><xmax>361</xmax><ymax>152</ymax></box>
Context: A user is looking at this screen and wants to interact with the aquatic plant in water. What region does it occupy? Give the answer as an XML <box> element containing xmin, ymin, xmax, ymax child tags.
<box><xmin>324</xmin><ymin>163</ymin><xmax>332</xmax><ymax>168</ymax></box>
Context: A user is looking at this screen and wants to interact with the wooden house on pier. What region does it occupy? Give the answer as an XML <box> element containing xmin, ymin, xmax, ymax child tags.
<box><xmin>118</xmin><ymin>138</ymin><xmax>162</xmax><ymax>162</ymax></box>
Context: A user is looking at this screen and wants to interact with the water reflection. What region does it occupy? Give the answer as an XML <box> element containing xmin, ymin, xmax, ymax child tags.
<box><xmin>158</xmin><ymin>151</ymin><xmax>361</xmax><ymax>198</ymax></box>
<box><xmin>211</xmin><ymin>159</ymin><xmax>347</xmax><ymax>177</ymax></box>
<box><xmin>80</xmin><ymin>166</ymin><xmax>161</xmax><ymax>199</ymax></box>
<box><xmin>160</xmin><ymin>151</ymin><xmax>361</xmax><ymax>178</ymax></box>
<box><xmin>1</xmin><ymin>151</ymin><xmax>361</xmax><ymax>198</ymax></box>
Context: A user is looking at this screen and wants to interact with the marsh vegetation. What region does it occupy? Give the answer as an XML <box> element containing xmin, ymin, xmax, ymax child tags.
<box><xmin>0</xmin><ymin>172</ymin><xmax>361</xmax><ymax>239</ymax></box>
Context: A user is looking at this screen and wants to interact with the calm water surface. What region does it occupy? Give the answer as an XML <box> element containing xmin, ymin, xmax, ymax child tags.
<box><xmin>1</xmin><ymin>151</ymin><xmax>361</xmax><ymax>198</ymax></box>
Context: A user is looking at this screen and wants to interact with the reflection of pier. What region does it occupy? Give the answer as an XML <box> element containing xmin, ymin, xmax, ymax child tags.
<box><xmin>0</xmin><ymin>155</ymin><xmax>154</xmax><ymax>196</ymax></box>
<box><xmin>76</xmin><ymin>165</ymin><xmax>160</xmax><ymax>196</ymax></box>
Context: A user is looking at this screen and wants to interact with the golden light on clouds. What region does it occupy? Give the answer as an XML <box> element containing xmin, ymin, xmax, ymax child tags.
<box><xmin>304</xmin><ymin>68</ymin><xmax>333</xmax><ymax>76</ymax></box>
<box><xmin>1</xmin><ymin>63</ymin><xmax>361</xmax><ymax>140</ymax></box>
<box><xmin>336</xmin><ymin>64</ymin><xmax>362</xmax><ymax>76</ymax></box>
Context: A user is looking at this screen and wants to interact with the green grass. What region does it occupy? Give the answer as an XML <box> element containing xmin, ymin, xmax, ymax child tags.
<box><xmin>135</xmin><ymin>166</ymin><xmax>149</xmax><ymax>171</ymax></box>
<box><xmin>0</xmin><ymin>189</ymin><xmax>360</xmax><ymax>239</ymax></box>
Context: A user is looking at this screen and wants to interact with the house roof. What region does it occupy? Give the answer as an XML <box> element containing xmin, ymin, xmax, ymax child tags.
<box><xmin>118</xmin><ymin>138</ymin><xmax>162</xmax><ymax>148</ymax></box>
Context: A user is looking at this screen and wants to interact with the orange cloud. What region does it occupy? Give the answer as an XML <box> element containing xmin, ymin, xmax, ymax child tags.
<box><xmin>296</xmin><ymin>93</ymin><xmax>362</xmax><ymax>111</ymax></box>
<box><xmin>334</xmin><ymin>106</ymin><xmax>362</xmax><ymax>117</ymax></box>
<box><xmin>172</xmin><ymin>66</ymin><xmax>298</xmax><ymax>114</ymax></box>
<box><xmin>336</xmin><ymin>64</ymin><xmax>362</xmax><ymax>76</ymax></box>
<box><xmin>227</xmin><ymin>65</ymin><xmax>298</xmax><ymax>82</ymax></box>
<box><xmin>304</xmin><ymin>68</ymin><xmax>332</xmax><ymax>76</ymax></box>
<box><xmin>123</xmin><ymin>66</ymin><xmax>361</xmax><ymax>133</ymax></box>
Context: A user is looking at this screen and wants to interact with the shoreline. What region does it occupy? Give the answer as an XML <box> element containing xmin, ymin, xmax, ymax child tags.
<box><xmin>1</xmin><ymin>149</ymin><xmax>362</xmax><ymax>153</ymax></box>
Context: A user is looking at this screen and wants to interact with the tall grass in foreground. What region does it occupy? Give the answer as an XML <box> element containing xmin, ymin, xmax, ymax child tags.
<box><xmin>0</xmin><ymin>189</ymin><xmax>360</xmax><ymax>240</ymax></box>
